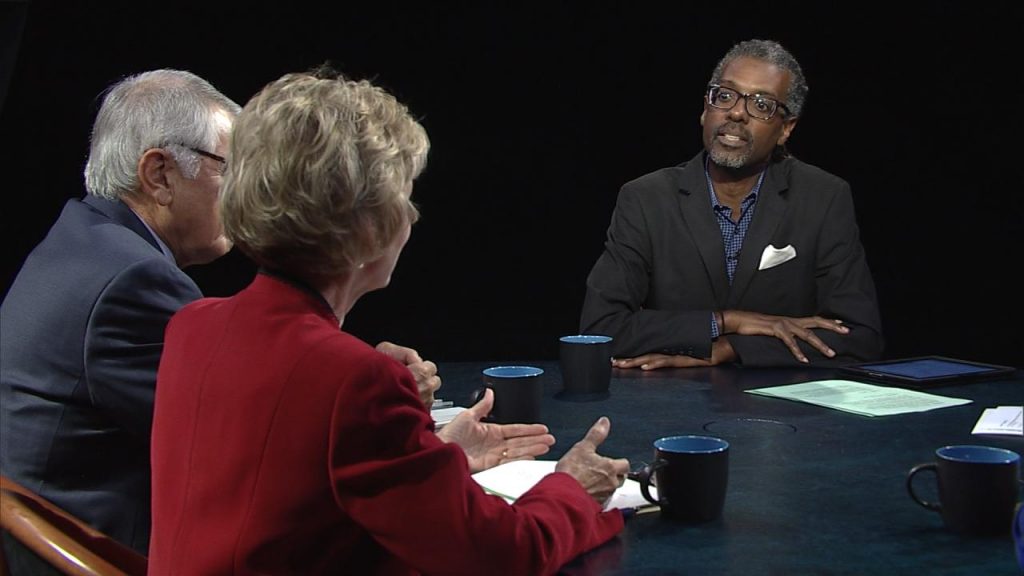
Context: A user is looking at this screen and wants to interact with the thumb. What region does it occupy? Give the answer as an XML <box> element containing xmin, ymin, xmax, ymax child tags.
<box><xmin>580</xmin><ymin>416</ymin><xmax>611</xmax><ymax>449</ymax></box>
<box><xmin>466</xmin><ymin>388</ymin><xmax>494</xmax><ymax>419</ymax></box>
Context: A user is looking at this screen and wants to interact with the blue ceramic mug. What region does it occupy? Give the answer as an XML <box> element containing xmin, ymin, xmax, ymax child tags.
<box><xmin>636</xmin><ymin>435</ymin><xmax>730</xmax><ymax>522</ymax></box>
<box><xmin>479</xmin><ymin>366</ymin><xmax>544</xmax><ymax>424</ymax></box>
<box><xmin>907</xmin><ymin>445</ymin><xmax>1021</xmax><ymax>536</ymax></box>
<box><xmin>558</xmin><ymin>335</ymin><xmax>613</xmax><ymax>399</ymax></box>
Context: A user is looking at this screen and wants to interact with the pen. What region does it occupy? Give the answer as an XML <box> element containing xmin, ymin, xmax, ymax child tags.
<box><xmin>621</xmin><ymin>505</ymin><xmax>660</xmax><ymax>519</ymax></box>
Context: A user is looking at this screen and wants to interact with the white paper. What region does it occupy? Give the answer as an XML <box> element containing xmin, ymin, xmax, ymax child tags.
<box><xmin>971</xmin><ymin>406</ymin><xmax>1024</xmax><ymax>436</ymax></box>
<box><xmin>430</xmin><ymin>406</ymin><xmax>466</xmax><ymax>429</ymax></box>
<box><xmin>746</xmin><ymin>379</ymin><xmax>972</xmax><ymax>417</ymax></box>
<box><xmin>471</xmin><ymin>459</ymin><xmax>657</xmax><ymax>512</ymax></box>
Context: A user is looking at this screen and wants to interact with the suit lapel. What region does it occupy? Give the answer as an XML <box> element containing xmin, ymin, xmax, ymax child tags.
<box><xmin>675</xmin><ymin>154</ymin><xmax>730</xmax><ymax>308</ymax></box>
<box><xmin>727</xmin><ymin>159</ymin><xmax>791</xmax><ymax>307</ymax></box>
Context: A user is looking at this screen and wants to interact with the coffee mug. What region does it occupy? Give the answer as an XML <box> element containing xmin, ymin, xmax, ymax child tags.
<box><xmin>1014</xmin><ymin>504</ymin><xmax>1023</xmax><ymax>570</ymax></box>
<box><xmin>907</xmin><ymin>445</ymin><xmax>1021</xmax><ymax>536</ymax></box>
<box><xmin>636</xmin><ymin>435</ymin><xmax>729</xmax><ymax>522</ymax></box>
<box><xmin>479</xmin><ymin>366</ymin><xmax>544</xmax><ymax>424</ymax></box>
<box><xmin>558</xmin><ymin>334</ymin><xmax>613</xmax><ymax>400</ymax></box>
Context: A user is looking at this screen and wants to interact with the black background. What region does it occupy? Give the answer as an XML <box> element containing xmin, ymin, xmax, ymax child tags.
<box><xmin>2</xmin><ymin>2</ymin><xmax>1021</xmax><ymax>365</ymax></box>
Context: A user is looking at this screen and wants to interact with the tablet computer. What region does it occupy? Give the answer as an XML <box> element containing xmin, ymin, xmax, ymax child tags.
<box><xmin>839</xmin><ymin>356</ymin><xmax>1017</xmax><ymax>387</ymax></box>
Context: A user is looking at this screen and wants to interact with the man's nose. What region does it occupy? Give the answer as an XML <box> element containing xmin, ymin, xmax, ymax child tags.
<box><xmin>727</xmin><ymin>98</ymin><xmax>749</xmax><ymax>121</ymax></box>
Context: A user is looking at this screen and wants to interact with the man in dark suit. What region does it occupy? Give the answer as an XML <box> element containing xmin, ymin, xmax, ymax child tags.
<box><xmin>581</xmin><ymin>39</ymin><xmax>883</xmax><ymax>369</ymax></box>
<box><xmin>0</xmin><ymin>69</ymin><xmax>240</xmax><ymax>556</ymax></box>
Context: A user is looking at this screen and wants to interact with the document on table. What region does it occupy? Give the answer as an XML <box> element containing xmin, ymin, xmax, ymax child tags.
<box><xmin>971</xmin><ymin>405</ymin><xmax>1024</xmax><ymax>436</ymax></box>
<box><xmin>472</xmin><ymin>460</ymin><xmax>658</xmax><ymax>514</ymax></box>
<box><xmin>746</xmin><ymin>379</ymin><xmax>972</xmax><ymax>417</ymax></box>
<box><xmin>430</xmin><ymin>406</ymin><xmax>466</xmax><ymax>429</ymax></box>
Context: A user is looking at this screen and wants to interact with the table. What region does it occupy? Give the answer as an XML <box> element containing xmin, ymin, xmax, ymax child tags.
<box><xmin>436</xmin><ymin>362</ymin><xmax>1024</xmax><ymax>575</ymax></box>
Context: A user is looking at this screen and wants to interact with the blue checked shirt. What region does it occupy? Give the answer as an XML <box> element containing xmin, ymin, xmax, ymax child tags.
<box><xmin>706</xmin><ymin>162</ymin><xmax>766</xmax><ymax>339</ymax></box>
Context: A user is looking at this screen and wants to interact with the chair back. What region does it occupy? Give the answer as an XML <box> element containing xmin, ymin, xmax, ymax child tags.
<box><xmin>0</xmin><ymin>475</ymin><xmax>147</xmax><ymax>576</ymax></box>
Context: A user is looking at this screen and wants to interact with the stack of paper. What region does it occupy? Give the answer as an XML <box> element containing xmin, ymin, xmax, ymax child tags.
<box><xmin>746</xmin><ymin>379</ymin><xmax>972</xmax><ymax>417</ymax></box>
<box><xmin>471</xmin><ymin>459</ymin><xmax>658</xmax><ymax>513</ymax></box>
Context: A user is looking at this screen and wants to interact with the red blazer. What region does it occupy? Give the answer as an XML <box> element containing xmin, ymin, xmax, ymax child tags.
<box><xmin>149</xmin><ymin>273</ymin><xmax>622</xmax><ymax>575</ymax></box>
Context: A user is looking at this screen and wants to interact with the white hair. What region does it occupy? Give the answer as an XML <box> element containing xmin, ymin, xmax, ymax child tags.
<box><xmin>83</xmin><ymin>69</ymin><xmax>241</xmax><ymax>200</ymax></box>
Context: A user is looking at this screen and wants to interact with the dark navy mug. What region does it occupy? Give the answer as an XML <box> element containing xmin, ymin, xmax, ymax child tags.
<box><xmin>558</xmin><ymin>334</ymin><xmax>613</xmax><ymax>400</ymax></box>
<box><xmin>477</xmin><ymin>366</ymin><xmax>544</xmax><ymax>424</ymax></box>
<box><xmin>907</xmin><ymin>445</ymin><xmax>1021</xmax><ymax>536</ymax></box>
<box><xmin>637</xmin><ymin>435</ymin><xmax>729</xmax><ymax>522</ymax></box>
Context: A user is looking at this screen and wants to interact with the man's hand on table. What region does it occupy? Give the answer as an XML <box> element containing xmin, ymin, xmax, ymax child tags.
<box><xmin>612</xmin><ymin>338</ymin><xmax>736</xmax><ymax>370</ymax></box>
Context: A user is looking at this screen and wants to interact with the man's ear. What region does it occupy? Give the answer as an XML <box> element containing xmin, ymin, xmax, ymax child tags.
<box><xmin>777</xmin><ymin>116</ymin><xmax>798</xmax><ymax>147</ymax></box>
<box><xmin>138</xmin><ymin>148</ymin><xmax>174</xmax><ymax>206</ymax></box>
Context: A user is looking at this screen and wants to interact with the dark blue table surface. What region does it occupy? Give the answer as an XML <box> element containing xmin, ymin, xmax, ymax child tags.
<box><xmin>435</xmin><ymin>362</ymin><xmax>1024</xmax><ymax>576</ymax></box>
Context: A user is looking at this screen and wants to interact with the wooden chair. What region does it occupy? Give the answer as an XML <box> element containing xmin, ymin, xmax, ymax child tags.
<box><xmin>0</xmin><ymin>476</ymin><xmax>146</xmax><ymax>576</ymax></box>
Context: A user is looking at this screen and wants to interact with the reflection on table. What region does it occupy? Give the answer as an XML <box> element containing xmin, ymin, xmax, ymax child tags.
<box><xmin>436</xmin><ymin>362</ymin><xmax>1023</xmax><ymax>576</ymax></box>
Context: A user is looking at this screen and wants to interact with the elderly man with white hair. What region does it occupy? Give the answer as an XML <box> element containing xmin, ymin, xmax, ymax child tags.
<box><xmin>0</xmin><ymin>69</ymin><xmax>240</xmax><ymax>556</ymax></box>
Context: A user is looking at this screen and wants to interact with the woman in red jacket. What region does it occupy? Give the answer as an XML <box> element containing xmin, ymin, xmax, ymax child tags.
<box><xmin>148</xmin><ymin>70</ymin><xmax>629</xmax><ymax>575</ymax></box>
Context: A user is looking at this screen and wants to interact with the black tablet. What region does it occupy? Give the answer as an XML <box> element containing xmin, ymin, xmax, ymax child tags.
<box><xmin>839</xmin><ymin>356</ymin><xmax>1017</xmax><ymax>387</ymax></box>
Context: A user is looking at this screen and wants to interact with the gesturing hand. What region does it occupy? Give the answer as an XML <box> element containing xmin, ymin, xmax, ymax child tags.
<box><xmin>555</xmin><ymin>417</ymin><xmax>631</xmax><ymax>505</ymax></box>
<box><xmin>436</xmin><ymin>388</ymin><xmax>555</xmax><ymax>473</ymax></box>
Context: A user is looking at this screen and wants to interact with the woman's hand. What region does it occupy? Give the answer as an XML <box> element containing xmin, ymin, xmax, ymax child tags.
<box><xmin>555</xmin><ymin>417</ymin><xmax>630</xmax><ymax>505</ymax></box>
<box><xmin>436</xmin><ymin>388</ymin><xmax>555</xmax><ymax>473</ymax></box>
<box><xmin>376</xmin><ymin>341</ymin><xmax>441</xmax><ymax>408</ymax></box>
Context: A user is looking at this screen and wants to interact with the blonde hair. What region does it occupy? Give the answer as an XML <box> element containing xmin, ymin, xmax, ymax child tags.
<box><xmin>220</xmin><ymin>71</ymin><xmax>429</xmax><ymax>281</ymax></box>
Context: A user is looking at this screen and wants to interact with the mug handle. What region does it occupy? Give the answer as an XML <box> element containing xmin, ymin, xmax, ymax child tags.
<box><xmin>471</xmin><ymin>388</ymin><xmax>486</xmax><ymax>405</ymax></box>
<box><xmin>636</xmin><ymin>459</ymin><xmax>667</xmax><ymax>506</ymax></box>
<box><xmin>469</xmin><ymin>388</ymin><xmax>495</xmax><ymax>423</ymax></box>
<box><xmin>906</xmin><ymin>462</ymin><xmax>941</xmax><ymax>512</ymax></box>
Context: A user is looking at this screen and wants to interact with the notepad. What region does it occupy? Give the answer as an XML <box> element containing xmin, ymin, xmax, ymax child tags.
<box><xmin>972</xmin><ymin>406</ymin><xmax>1024</xmax><ymax>436</ymax></box>
<box><xmin>471</xmin><ymin>459</ymin><xmax>658</xmax><ymax>513</ymax></box>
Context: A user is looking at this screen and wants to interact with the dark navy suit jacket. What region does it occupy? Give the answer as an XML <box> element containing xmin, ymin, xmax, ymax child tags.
<box><xmin>0</xmin><ymin>195</ymin><xmax>201</xmax><ymax>553</ymax></box>
<box><xmin>581</xmin><ymin>152</ymin><xmax>883</xmax><ymax>366</ymax></box>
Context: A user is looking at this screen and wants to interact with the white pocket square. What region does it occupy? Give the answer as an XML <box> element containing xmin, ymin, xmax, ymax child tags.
<box><xmin>758</xmin><ymin>244</ymin><xmax>797</xmax><ymax>270</ymax></box>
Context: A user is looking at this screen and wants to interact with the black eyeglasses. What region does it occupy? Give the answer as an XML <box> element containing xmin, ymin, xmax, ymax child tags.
<box><xmin>706</xmin><ymin>84</ymin><xmax>790</xmax><ymax>121</ymax></box>
<box><xmin>188</xmin><ymin>147</ymin><xmax>226</xmax><ymax>165</ymax></box>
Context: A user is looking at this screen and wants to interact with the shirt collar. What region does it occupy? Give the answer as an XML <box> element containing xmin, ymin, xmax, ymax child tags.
<box><xmin>258</xmin><ymin>267</ymin><xmax>338</xmax><ymax>323</ymax></box>
<box><xmin>704</xmin><ymin>156</ymin><xmax>766</xmax><ymax>210</ymax></box>
<box><xmin>125</xmin><ymin>204</ymin><xmax>175</xmax><ymax>262</ymax></box>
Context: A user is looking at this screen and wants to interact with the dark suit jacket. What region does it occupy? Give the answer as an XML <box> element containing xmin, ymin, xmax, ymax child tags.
<box><xmin>149</xmin><ymin>273</ymin><xmax>623</xmax><ymax>575</ymax></box>
<box><xmin>0</xmin><ymin>195</ymin><xmax>201</xmax><ymax>553</ymax></box>
<box><xmin>581</xmin><ymin>152</ymin><xmax>883</xmax><ymax>366</ymax></box>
